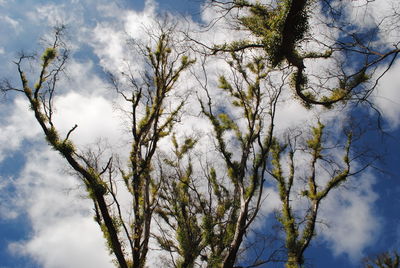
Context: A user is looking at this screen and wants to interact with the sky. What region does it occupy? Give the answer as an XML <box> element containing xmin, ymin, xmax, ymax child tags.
<box><xmin>0</xmin><ymin>0</ymin><xmax>400</xmax><ymax>268</ymax></box>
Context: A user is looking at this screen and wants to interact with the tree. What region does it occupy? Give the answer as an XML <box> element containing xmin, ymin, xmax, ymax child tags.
<box><xmin>183</xmin><ymin>0</ymin><xmax>398</xmax><ymax>266</ymax></box>
<box><xmin>364</xmin><ymin>251</ymin><xmax>400</xmax><ymax>268</ymax></box>
<box><xmin>1</xmin><ymin>0</ymin><xmax>399</xmax><ymax>267</ymax></box>
<box><xmin>1</xmin><ymin>25</ymin><xmax>195</xmax><ymax>268</ymax></box>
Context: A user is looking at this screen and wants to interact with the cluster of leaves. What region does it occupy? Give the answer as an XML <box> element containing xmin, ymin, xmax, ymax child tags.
<box><xmin>236</xmin><ymin>0</ymin><xmax>309</xmax><ymax>67</ymax></box>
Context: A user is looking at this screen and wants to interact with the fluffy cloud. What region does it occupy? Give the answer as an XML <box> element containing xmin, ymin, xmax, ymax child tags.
<box><xmin>319</xmin><ymin>173</ymin><xmax>380</xmax><ymax>260</ymax></box>
<box><xmin>85</xmin><ymin>0</ymin><xmax>158</xmax><ymax>75</ymax></box>
<box><xmin>8</xmin><ymin>147</ymin><xmax>113</xmax><ymax>268</ymax></box>
<box><xmin>337</xmin><ymin>0</ymin><xmax>400</xmax><ymax>128</ymax></box>
<box><xmin>10</xmin><ymin>217</ymin><xmax>113</xmax><ymax>268</ymax></box>
<box><xmin>0</xmin><ymin>98</ymin><xmax>41</xmax><ymax>162</ymax></box>
<box><xmin>0</xmin><ymin>15</ymin><xmax>19</xmax><ymax>30</ymax></box>
<box><xmin>371</xmin><ymin>61</ymin><xmax>400</xmax><ymax>128</ymax></box>
<box><xmin>52</xmin><ymin>91</ymin><xmax>122</xmax><ymax>147</ymax></box>
<box><xmin>0</xmin><ymin>176</ymin><xmax>19</xmax><ymax>220</ymax></box>
<box><xmin>343</xmin><ymin>0</ymin><xmax>400</xmax><ymax>44</ymax></box>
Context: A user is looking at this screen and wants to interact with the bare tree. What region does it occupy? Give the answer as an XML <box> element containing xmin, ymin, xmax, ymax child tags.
<box><xmin>1</xmin><ymin>25</ymin><xmax>194</xmax><ymax>268</ymax></box>
<box><xmin>154</xmin><ymin>51</ymin><xmax>283</xmax><ymax>267</ymax></box>
<box><xmin>1</xmin><ymin>1</ymin><xmax>400</xmax><ymax>267</ymax></box>
<box><xmin>180</xmin><ymin>0</ymin><xmax>400</xmax><ymax>267</ymax></box>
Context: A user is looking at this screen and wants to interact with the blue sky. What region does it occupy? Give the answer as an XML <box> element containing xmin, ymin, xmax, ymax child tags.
<box><xmin>0</xmin><ymin>0</ymin><xmax>399</xmax><ymax>267</ymax></box>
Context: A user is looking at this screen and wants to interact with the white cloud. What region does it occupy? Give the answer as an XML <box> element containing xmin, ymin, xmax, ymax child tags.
<box><xmin>87</xmin><ymin>0</ymin><xmax>160</xmax><ymax>77</ymax></box>
<box><xmin>8</xmin><ymin>147</ymin><xmax>114</xmax><ymax>268</ymax></box>
<box><xmin>262</xmin><ymin>187</ymin><xmax>281</xmax><ymax>213</ymax></box>
<box><xmin>333</xmin><ymin>0</ymin><xmax>400</xmax><ymax>107</ymax></box>
<box><xmin>89</xmin><ymin>24</ymin><xmax>127</xmax><ymax>74</ymax></box>
<box><xmin>10</xmin><ymin>218</ymin><xmax>113</xmax><ymax>268</ymax></box>
<box><xmin>27</xmin><ymin>3</ymin><xmax>84</xmax><ymax>26</ymax></box>
<box><xmin>371</xmin><ymin>61</ymin><xmax>400</xmax><ymax>128</ymax></box>
<box><xmin>0</xmin><ymin>97</ymin><xmax>41</xmax><ymax>162</ymax></box>
<box><xmin>319</xmin><ymin>172</ymin><xmax>380</xmax><ymax>260</ymax></box>
<box><xmin>342</xmin><ymin>0</ymin><xmax>400</xmax><ymax>45</ymax></box>
<box><xmin>0</xmin><ymin>176</ymin><xmax>19</xmax><ymax>219</ymax></box>
<box><xmin>52</xmin><ymin>92</ymin><xmax>122</xmax><ymax>147</ymax></box>
<box><xmin>0</xmin><ymin>15</ymin><xmax>19</xmax><ymax>29</ymax></box>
